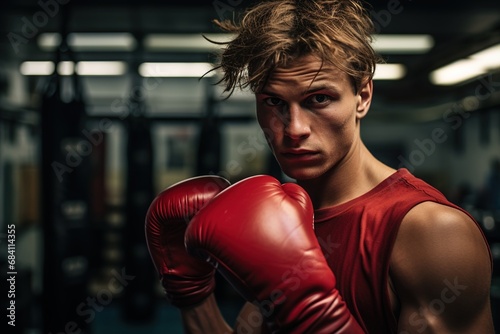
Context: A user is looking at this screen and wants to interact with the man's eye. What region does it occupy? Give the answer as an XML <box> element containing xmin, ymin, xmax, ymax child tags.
<box><xmin>264</xmin><ymin>97</ymin><xmax>283</xmax><ymax>106</ymax></box>
<box><xmin>309</xmin><ymin>94</ymin><xmax>330</xmax><ymax>104</ymax></box>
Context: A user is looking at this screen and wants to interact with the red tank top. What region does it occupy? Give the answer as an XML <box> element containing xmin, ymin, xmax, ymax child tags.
<box><xmin>313</xmin><ymin>168</ymin><xmax>490</xmax><ymax>333</ymax></box>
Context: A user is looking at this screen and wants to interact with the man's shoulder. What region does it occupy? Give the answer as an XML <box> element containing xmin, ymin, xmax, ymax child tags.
<box><xmin>390</xmin><ymin>201</ymin><xmax>493</xmax><ymax>333</ymax></box>
<box><xmin>392</xmin><ymin>200</ymin><xmax>491</xmax><ymax>285</ymax></box>
<box><xmin>399</xmin><ymin>201</ymin><xmax>476</xmax><ymax>236</ymax></box>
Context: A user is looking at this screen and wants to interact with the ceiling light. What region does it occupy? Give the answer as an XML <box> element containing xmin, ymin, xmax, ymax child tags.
<box><xmin>38</xmin><ymin>33</ymin><xmax>61</xmax><ymax>51</ymax></box>
<box><xmin>76</xmin><ymin>61</ymin><xmax>127</xmax><ymax>76</ymax></box>
<box><xmin>144</xmin><ymin>33</ymin><xmax>434</xmax><ymax>54</ymax></box>
<box><xmin>371</xmin><ymin>34</ymin><xmax>434</xmax><ymax>54</ymax></box>
<box><xmin>139</xmin><ymin>62</ymin><xmax>215</xmax><ymax>77</ymax></box>
<box><xmin>39</xmin><ymin>32</ymin><xmax>434</xmax><ymax>55</ymax></box>
<box><xmin>38</xmin><ymin>32</ymin><xmax>137</xmax><ymax>51</ymax></box>
<box><xmin>469</xmin><ymin>44</ymin><xmax>500</xmax><ymax>68</ymax></box>
<box><xmin>57</xmin><ymin>61</ymin><xmax>74</xmax><ymax>76</ymax></box>
<box><xmin>429</xmin><ymin>59</ymin><xmax>484</xmax><ymax>86</ymax></box>
<box><xmin>430</xmin><ymin>43</ymin><xmax>500</xmax><ymax>85</ymax></box>
<box><xmin>373</xmin><ymin>63</ymin><xmax>406</xmax><ymax>80</ymax></box>
<box><xmin>20</xmin><ymin>61</ymin><xmax>55</xmax><ymax>75</ymax></box>
<box><xmin>19</xmin><ymin>61</ymin><xmax>76</xmax><ymax>77</ymax></box>
<box><xmin>20</xmin><ymin>61</ymin><xmax>127</xmax><ymax>76</ymax></box>
<box><xmin>144</xmin><ymin>34</ymin><xmax>233</xmax><ymax>51</ymax></box>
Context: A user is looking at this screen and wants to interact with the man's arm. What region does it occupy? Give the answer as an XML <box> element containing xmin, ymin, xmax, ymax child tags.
<box><xmin>181</xmin><ymin>297</ymin><xmax>269</xmax><ymax>334</ymax></box>
<box><xmin>391</xmin><ymin>201</ymin><xmax>494</xmax><ymax>333</ymax></box>
<box><xmin>180</xmin><ymin>294</ymin><xmax>232</xmax><ymax>334</ymax></box>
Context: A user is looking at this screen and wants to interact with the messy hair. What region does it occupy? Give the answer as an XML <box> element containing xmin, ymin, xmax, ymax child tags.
<box><xmin>209</xmin><ymin>0</ymin><xmax>382</xmax><ymax>97</ymax></box>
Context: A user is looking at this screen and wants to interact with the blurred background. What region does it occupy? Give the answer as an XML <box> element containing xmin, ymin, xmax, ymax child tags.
<box><xmin>0</xmin><ymin>0</ymin><xmax>499</xmax><ymax>333</ymax></box>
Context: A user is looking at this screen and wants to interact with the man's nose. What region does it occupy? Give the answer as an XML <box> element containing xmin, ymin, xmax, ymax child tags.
<box><xmin>283</xmin><ymin>103</ymin><xmax>311</xmax><ymax>140</ymax></box>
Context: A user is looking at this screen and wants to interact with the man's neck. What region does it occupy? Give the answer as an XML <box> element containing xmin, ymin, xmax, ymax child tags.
<box><xmin>298</xmin><ymin>141</ymin><xmax>395</xmax><ymax>210</ymax></box>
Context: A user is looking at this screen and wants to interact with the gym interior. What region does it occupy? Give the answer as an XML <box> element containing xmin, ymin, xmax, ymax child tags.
<box><xmin>0</xmin><ymin>0</ymin><xmax>499</xmax><ymax>333</ymax></box>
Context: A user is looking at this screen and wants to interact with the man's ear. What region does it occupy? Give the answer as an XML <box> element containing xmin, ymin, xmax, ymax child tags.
<box><xmin>356</xmin><ymin>79</ymin><xmax>373</xmax><ymax>119</ymax></box>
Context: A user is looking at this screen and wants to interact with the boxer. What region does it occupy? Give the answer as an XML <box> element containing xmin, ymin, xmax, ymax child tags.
<box><xmin>146</xmin><ymin>0</ymin><xmax>494</xmax><ymax>332</ymax></box>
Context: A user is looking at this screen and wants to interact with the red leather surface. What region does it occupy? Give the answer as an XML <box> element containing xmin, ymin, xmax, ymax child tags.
<box><xmin>145</xmin><ymin>175</ymin><xmax>230</xmax><ymax>307</ymax></box>
<box><xmin>186</xmin><ymin>175</ymin><xmax>364</xmax><ymax>333</ymax></box>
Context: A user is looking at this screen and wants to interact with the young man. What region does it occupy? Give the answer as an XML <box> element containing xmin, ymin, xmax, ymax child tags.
<box><xmin>145</xmin><ymin>0</ymin><xmax>494</xmax><ymax>332</ymax></box>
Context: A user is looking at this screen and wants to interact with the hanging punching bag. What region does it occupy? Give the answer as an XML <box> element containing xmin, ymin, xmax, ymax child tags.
<box><xmin>121</xmin><ymin>75</ymin><xmax>157</xmax><ymax>323</ymax></box>
<box><xmin>196</xmin><ymin>85</ymin><xmax>222</xmax><ymax>176</ymax></box>
<box><xmin>40</xmin><ymin>39</ymin><xmax>92</xmax><ymax>333</ymax></box>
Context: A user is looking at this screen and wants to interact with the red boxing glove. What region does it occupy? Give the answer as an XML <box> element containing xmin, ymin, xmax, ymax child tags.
<box><xmin>185</xmin><ymin>175</ymin><xmax>364</xmax><ymax>333</ymax></box>
<box><xmin>145</xmin><ymin>175</ymin><xmax>230</xmax><ymax>307</ymax></box>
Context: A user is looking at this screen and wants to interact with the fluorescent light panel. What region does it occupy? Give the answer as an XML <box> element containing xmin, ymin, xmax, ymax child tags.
<box><xmin>372</xmin><ymin>34</ymin><xmax>434</xmax><ymax>54</ymax></box>
<box><xmin>77</xmin><ymin>61</ymin><xmax>127</xmax><ymax>75</ymax></box>
<box><xmin>21</xmin><ymin>60</ymin><xmax>404</xmax><ymax>80</ymax></box>
<box><xmin>469</xmin><ymin>44</ymin><xmax>500</xmax><ymax>68</ymax></box>
<box><xmin>38</xmin><ymin>33</ymin><xmax>136</xmax><ymax>51</ymax></box>
<box><xmin>139</xmin><ymin>62</ymin><xmax>214</xmax><ymax>77</ymax></box>
<box><xmin>57</xmin><ymin>61</ymin><xmax>74</xmax><ymax>76</ymax></box>
<box><xmin>37</xmin><ymin>32</ymin><xmax>434</xmax><ymax>54</ymax></box>
<box><xmin>430</xmin><ymin>43</ymin><xmax>500</xmax><ymax>85</ymax></box>
<box><xmin>20</xmin><ymin>61</ymin><xmax>127</xmax><ymax>76</ymax></box>
<box><xmin>374</xmin><ymin>63</ymin><xmax>406</xmax><ymax>80</ymax></box>
<box><xmin>20</xmin><ymin>61</ymin><xmax>54</xmax><ymax>75</ymax></box>
<box><xmin>144</xmin><ymin>33</ymin><xmax>233</xmax><ymax>51</ymax></box>
<box><xmin>144</xmin><ymin>33</ymin><xmax>433</xmax><ymax>54</ymax></box>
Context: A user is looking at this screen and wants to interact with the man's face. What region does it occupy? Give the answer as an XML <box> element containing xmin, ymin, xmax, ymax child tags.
<box><xmin>255</xmin><ymin>54</ymin><xmax>373</xmax><ymax>181</ymax></box>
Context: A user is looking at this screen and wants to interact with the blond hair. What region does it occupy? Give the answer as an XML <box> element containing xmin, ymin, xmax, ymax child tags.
<box><xmin>209</xmin><ymin>0</ymin><xmax>382</xmax><ymax>96</ymax></box>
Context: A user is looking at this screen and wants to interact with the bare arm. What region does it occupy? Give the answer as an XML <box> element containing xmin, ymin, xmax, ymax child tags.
<box><xmin>180</xmin><ymin>294</ymin><xmax>232</xmax><ymax>334</ymax></box>
<box><xmin>181</xmin><ymin>295</ymin><xmax>269</xmax><ymax>334</ymax></box>
<box><xmin>391</xmin><ymin>202</ymin><xmax>494</xmax><ymax>333</ymax></box>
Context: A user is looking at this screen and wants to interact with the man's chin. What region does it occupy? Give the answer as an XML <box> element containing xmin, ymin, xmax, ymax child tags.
<box><xmin>281</xmin><ymin>167</ymin><xmax>321</xmax><ymax>182</ymax></box>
